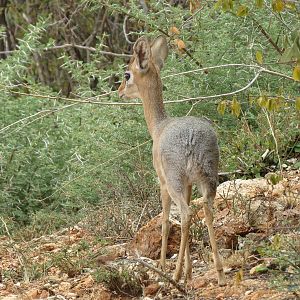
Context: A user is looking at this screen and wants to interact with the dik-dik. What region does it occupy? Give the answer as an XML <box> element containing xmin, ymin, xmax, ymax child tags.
<box><xmin>118</xmin><ymin>35</ymin><xmax>225</xmax><ymax>285</ymax></box>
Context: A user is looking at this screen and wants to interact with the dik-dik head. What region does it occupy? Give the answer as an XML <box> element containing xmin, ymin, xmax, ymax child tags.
<box><xmin>118</xmin><ymin>35</ymin><xmax>168</xmax><ymax>99</ymax></box>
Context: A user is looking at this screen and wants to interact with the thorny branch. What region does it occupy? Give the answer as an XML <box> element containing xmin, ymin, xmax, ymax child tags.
<box><xmin>0</xmin><ymin>63</ymin><xmax>296</xmax><ymax>135</ymax></box>
<box><xmin>0</xmin><ymin>44</ymin><xmax>132</xmax><ymax>58</ymax></box>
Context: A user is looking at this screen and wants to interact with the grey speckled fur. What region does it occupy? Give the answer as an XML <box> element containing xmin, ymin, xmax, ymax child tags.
<box><xmin>154</xmin><ymin>116</ymin><xmax>219</xmax><ymax>197</ymax></box>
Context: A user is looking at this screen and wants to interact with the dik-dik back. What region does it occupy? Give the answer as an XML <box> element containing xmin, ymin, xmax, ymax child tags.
<box><xmin>153</xmin><ymin>116</ymin><xmax>219</xmax><ymax>196</ymax></box>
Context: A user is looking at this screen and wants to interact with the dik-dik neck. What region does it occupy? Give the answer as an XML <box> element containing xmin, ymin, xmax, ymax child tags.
<box><xmin>139</xmin><ymin>73</ymin><xmax>167</xmax><ymax>139</ymax></box>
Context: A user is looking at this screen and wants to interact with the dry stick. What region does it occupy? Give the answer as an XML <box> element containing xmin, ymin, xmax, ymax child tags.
<box><xmin>251</xmin><ymin>17</ymin><xmax>283</xmax><ymax>55</ymax></box>
<box><xmin>0</xmin><ymin>217</ymin><xmax>29</xmax><ymax>283</ymax></box>
<box><xmin>0</xmin><ymin>64</ymin><xmax>295</xmax><ymax>134</ymax></box>
<box><xmin>0</xmin><ymin>44</ymin><xmax>132</xmax><ymax>58</ymax></box>
<box><xmin>264</xmin><ymin>109</ymin><xmax>283</xmax><ymax>172</ymax></box>
<box><xmin>0</xmin><ymin>72</ymin><xmax>260</xmax><ymax>135</ymax></box>
<box><xmin>0</xmin><ymin>84</ymin><xmax>114</xmax><ymax>103</ymax></box>
<box><xmin>123</xmin><ymin>16</ymin><xmax>134</xmax><ymax>45</ymax></box>
<box><xmin>0</xmin><ymin>63</ymin><xmax>294</xmax><ymax>105</ymax></box>
<box><xmin>162</xmin><ymin>63</ymin><xmax>294</xmax><ymax>81</ymax></box>
<box><xmin>168</xmin><ymin>70</ymin><xmax>262</xmax><ymax>104</ymax></box>
<box><xmin>132</xmin><ymin>258</ymin><xmax>187</xmax><ymax>295</ymax></box>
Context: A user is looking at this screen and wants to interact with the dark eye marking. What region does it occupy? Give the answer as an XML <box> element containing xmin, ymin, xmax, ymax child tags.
<box><xmin>124</xmin><ymin>72</ymin><xmax>131</xmax><ymax>81</ymax></box>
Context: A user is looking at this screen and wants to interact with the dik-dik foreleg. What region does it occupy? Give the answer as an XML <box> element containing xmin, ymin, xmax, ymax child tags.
<box><xmin>201</xmin><ymin>184</ymin><xmax>226</xmax><ymax>286</ymax></box>
<box><xmin>160</xmin><ymin>181</ymin><xmax>171</xmax><ymax>271</ymax></box>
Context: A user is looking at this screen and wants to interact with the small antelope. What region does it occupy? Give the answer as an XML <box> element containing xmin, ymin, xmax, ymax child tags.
<box><xmin>118</xmin><ymin>35</ymin><xmax>225</xmax><ymax>285</ymax></box>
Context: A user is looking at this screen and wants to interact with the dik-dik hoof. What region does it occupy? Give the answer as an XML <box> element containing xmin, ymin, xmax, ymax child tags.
<box><xmin>217</xmin><ymin>270</ymin><xmax>226</xmax><ymax>286</ymax></box>
<box><xmin>173</xmin><ymin>270</ymin><xmax>182</xmax><ymax>283</ymax></box>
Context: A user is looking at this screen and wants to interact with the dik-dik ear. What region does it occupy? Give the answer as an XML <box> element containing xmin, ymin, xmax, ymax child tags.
<box><xmin>151</xmin><ymin>35</ymin><xmax>168</xmax><ymax>70</ymax></box>
<box><xmin>133</xmin><ymin>37</ymin><xmax>151</xmax><ymax>72</ymax></box>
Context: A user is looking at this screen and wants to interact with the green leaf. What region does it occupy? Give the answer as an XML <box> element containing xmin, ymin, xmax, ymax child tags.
<box><xmin>215</xmin><ymin>0</ymin><xmax>233</xmax><ymax>11</ymax></box>
<box><xmin>296</xmin><ymin>97</ymin><xmax>300</xmax><ymax>111</ymax></box>
<box><xmin>217</xmin><ymin>100</ymin><xmax>227</xmax><ymax>115</ymax></box>
<box><xmin>235</xmin><ymin>269</ymin><xmax>244</xmax><ymax>284</ymax></box>
<box><xmin>255</xmin><ymin>0</ymin><xmax>264</xmax><ymax>8</ymax></box>
<box><xmin>292</xmin><ymin>65</ymin><xmax>300</xmax><ymax>81</ymax></box>
<box><xmin>280</xmin><ymin>32</ymin><xmax>300</xmax><ymax>63</ymax></box>
<box><xmin>272</xmin><ymin>234</ymin><xmax>282</xmax><ymax>250</ymax></box>
<box><xmin>294</xmin><ymin>143</ymin><xmax>300</xmax><ymax>153</ymax></box>
<box><xmin>254</xmin><ymin>265</ymin><xmax>269</xmax><ymax>273</ymax></box>
<box><xmin>257</xmin><ymin>95</ymin><xmax>268</xmax><ymax>108</ymax></box>
<box><xmin>231</xmin><ymin>97</ymin><xmax>241</xmax><ymax>117</ymax></box>
<box><xmin>266</xmin><ymin>97</ymin><xmax>282</xmax><ymax>111</ymax></box>
<box><xmin>267</xmin><ymin>173</ymin><xmax>283</xmax><ymax>185</ymax></box>
<box><xmin>236</xmin><ymin>5</ymin><xmax>249</xmax><ymax>17</ymax></box>
<box><xmin>256</xmin><ymin>50</ymin><xmax>263</xmax><ymax>64</ymax></box>
<box><xmin>272</xmin><ymin>0</ymin><xmax>285</xmax><ymax>12</ymax></box>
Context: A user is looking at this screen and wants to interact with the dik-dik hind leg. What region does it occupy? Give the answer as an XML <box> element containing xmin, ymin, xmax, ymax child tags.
<box><xmin>160</xmin><ymin>182</ymin><xmax>171</xmax><ymax>271</ymax></box>
<box><xmin>184</xmin><ymin>184</ymin><xmax>193</xmax><ymax>282</ymax></box>
<box><xmin>167</xmin><ymin>184</ymin><xmax>193</xmax><ymax>282</ymax></box>
<box><xmin>201</xmin><ymin>186</ymin><xmax>226</xmax><ymax>286</ymax></box>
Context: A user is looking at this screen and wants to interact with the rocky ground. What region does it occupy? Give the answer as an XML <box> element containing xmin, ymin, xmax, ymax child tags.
<box><xmin>0</xmin><ymin>171</ymin><xmax>299</xmax><ymax>300</ymax></box>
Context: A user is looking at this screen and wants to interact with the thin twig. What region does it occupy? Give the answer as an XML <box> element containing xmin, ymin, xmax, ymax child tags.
<box><xmin>123</xmin><ymin>16</ymin><xmax>134</xmax><ymax>45</ymax></box>
<box><xmin>0</xmin><ymin>103</ymin><xmax>76</xmax><ymax>134</ymax></box>
<box><xmin>251</xmin><ymin>17</ymin><xmax>283</xmax><ymax>55</ymax></box>
<box><xmin>264</xmin><ymin>109</ymin><xmax>283</xmax><ymax>172</ymax></box>
<box><xmin>163</xmin><ymin>63</ymin><xmax>294</xmax><ymax>81</ymax></box>
<box><xmin>0</xmin><ymin>63</ymin><xmax>294</xmax><ymax>106</ymax></box>
<box><xmin>132</xmin><ymin>258</ymin><xmax>187</xmax><ymax>295</ymax></box>
<box><xmin>0</xmin><ymin>63</ymin><xmax>295</xmax><ymax>135</ymax></box>
<box><xmin>0</xmin><ymin>44</ymin><xmax>132</xmax><ymax>58</ymax></box>
<box><xmin>165</xmin><ymin>70</ymin><xmax>262</xmax><ymax>103</ymax></box>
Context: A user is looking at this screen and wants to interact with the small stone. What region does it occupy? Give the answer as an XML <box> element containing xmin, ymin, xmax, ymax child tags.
<box><xmin>144</xmin><ymin>283</ymin><xmax>160</xmax><ymax>296</ymax></box>
<box><xmin>41</xmin><ymin>243</ymin><xmax>57</xmax><ymax>251</ymax></box>
<box><xmin>224</xmin><ymin>267</ymin><xmax>233</xmax><ymax>274</ymax></box>
<box><xmin>39</xmin><ymin>290</ymin><xmax>50</xmax><ymax>298</ymax></box>
<box><xmin>25</xmin><ymin>289</ymin><xmax>39</xmax><ymax>299</ymax></box>
<box><xmin>249</xmin><ymin>263</ymin><xmax>268</xmax><ymax>275</ymax></box>
<box><xmin>73</xmin><ymin>274</ymin><xmax>94</xmax><ymax>291</ymax></box>
<box><xmin>66</xmin><ymin>292</ymin><xmax>78</xmax><ymax>298</ymax></box>
<box><xmin>189</xmin><ymin>277</ymin><xmax>208</xmax><ymax>289</ymax></box>
<box><xmin>216</xmin><ymin>292</ymin><xmax>225</xmax><ymax>299</ymax></box>
<box><xmin>59</xmin><ymin>281</ymin><xmax>72</xmax><ymax>292</ymax></box>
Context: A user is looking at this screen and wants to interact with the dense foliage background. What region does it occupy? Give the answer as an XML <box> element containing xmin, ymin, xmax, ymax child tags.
<box><xmin>0</xmin><ymin>0</ymin><xmax>299</xmax><ymax>238</ymax></box>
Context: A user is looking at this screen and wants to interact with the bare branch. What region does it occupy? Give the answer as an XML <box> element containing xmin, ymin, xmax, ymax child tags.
<box><xmin>0</xmin><ymin>44</ymin><xmax>132</xmax><ymax>58</ymax></box>
<box><xmin>123</xmin><ymin>16</ymin><xmax>134</xmax><ymax>45</ymax></box>
<box><xmin>164</xmin><ymin>70</ymin><xmax>262</xmax><ymax>103</ymax></box>
<box><xmin>45</xmin><ymin>44</ymin><xmax>132</xmax><ymax>58</ymax></box>
<box><xmin>251</xmin><ymin>17</ymin><xmax>283</xmax><ymax>55</ymax></box>
<box><xmin>162</xmin><ymin>63</ymin><xmax>294</xmax><ymax>81</ymax></box>
<box><xmin>0</xmin><ymin>64</ymin><xmax>294</xmax><ymax>109</ymax></box>
<box><xmin>132</xmin><ymin>257</ymin><xmax>187</xmax><ymax>295</ymax></box>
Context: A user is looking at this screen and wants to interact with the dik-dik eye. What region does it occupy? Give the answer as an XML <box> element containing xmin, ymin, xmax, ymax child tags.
<box><xmin>124</xmin><ymin>72</ymin><xmax>131</xmax><ymax>81</ymax></box>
